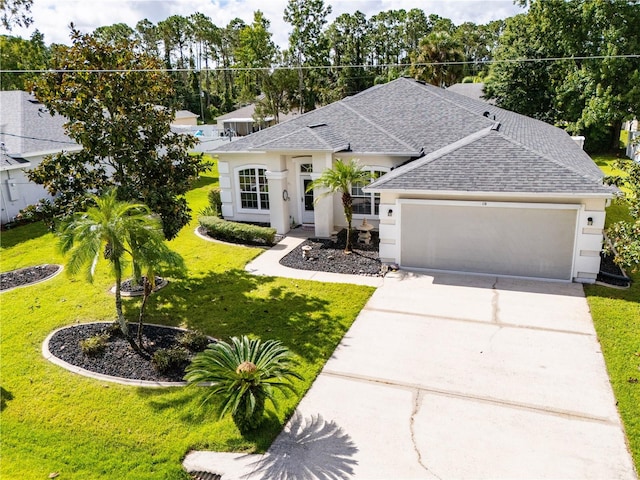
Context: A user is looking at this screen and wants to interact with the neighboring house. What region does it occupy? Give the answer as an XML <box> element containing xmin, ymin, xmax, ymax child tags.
<box><xmin>623</xmin><ymin>119</ymin><xmax>639</xmax><ymax>162</ymax></box>
<box><xmin>216</xmin><ymin>103</ymin><xmax>298</xmax><ymax>137</ymax></box>
<box><xmin>211</xmin><ymin>78</ymin><xmax>615</xmax><ymax>283</ymax></box>
<box><xmin>172</xmin><ymin>110</ymin><xmax>199</xmax><ymax>126</ymax></box>
<box><xmin>446</xmin><ymin>82</ymin><xmax>495</xmax><ymax>104</ymax></box>
<box><xmin>0</xmin><ymin>91</ymin><xmax>80</xmax><ymax>225</ymax></box>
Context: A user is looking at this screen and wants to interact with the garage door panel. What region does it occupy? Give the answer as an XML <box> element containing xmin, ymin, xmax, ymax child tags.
<box><xmin>401</xmin><ymin>204</ymin><xmax>576</xmax><ymax>280</ymax></box>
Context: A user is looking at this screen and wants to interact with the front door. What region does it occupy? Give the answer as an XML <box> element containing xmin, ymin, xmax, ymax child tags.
<box><xmin>301</xmin><ymin>177</ymin><xmax>315</xmax><ymax>224</ymax></box>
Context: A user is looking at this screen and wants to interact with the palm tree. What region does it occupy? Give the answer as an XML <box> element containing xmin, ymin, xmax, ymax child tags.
<box><xmin>130</xmin><ymin>235</ymin><xmax>185</xmax><ymax>348</ymax></box>
<box><xmin>58</xmin><ymin>189</ymin><xmax>168</xmax><ymax>340</ymax></box>
<box><xmin>306</xmin><ymin>158</ymin><xmax>372</xmax><ymax>253</ymax></box>
<box><xmin>410</xmin><ymin>30</ymin><xmax>465</xmax><ymax>87</ymax></box>
<box><xmin>185</xmin><ymin>336</ymin><xmax>302</xmax><ymax>433</ymax></box>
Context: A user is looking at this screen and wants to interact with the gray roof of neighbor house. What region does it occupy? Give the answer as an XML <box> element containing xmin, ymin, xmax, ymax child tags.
<box><xmin>0</xmin><ymin>91</ymin><xmax>77</xmax><ymax>164</ymax></box>
<box><xmin>214</xmin><ymin>77</ymin><xmax>612</xmax><ymax>195</ymax></box>
<box><xmin>216</xmin><ymin>102</ymin><xmax>300</xmax><ymax>123</ymax></box>
<box><xmin>446</xmin><ymin>82</ymin><xmax>494</xmax><ymax>104</ymax></box>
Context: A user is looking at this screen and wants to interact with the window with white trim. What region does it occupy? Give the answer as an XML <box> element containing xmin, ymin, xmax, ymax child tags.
<box><xmin>238</xmin><ymin>167</ymin><xmax>269</xmax><ymax>210</ymax></box>
<box><xmin>352</xmin><ymin>168</ymin><xmax>388</xmax><ymax>216</ymax></box>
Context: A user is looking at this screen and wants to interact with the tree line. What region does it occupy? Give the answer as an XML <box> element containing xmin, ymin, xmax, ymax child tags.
<box><xmin>1</xmin><ymin>2</ymin><xmax>503</xmax><ymax>122</ymax></box>
<box><xmin>3</xmin><ymin>0</ymin><xmax>638</xmax><ymax>152</ymax></box>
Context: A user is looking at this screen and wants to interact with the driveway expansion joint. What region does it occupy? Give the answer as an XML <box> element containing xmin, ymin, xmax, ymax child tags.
<box><xmin>323</xmin><ymin>370</ymin><xmax>618</xmax><ymax>426</ymax></box>
<box><xmin>361</xmin><ymin>306</ymin><xmax>595</xmax><ymax>337</ymax></box>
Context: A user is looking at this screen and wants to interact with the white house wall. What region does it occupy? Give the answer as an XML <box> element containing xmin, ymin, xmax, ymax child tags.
<box><xmin>330</xmin><ymin>155</ymin><xmax>405</xmax><ymax>231</ymax></box>
<box><xmin>217</xmin><ymin>153</ymin><xmax>285</xmax><ymax>227</ymax></box>
<box><xmin>216</xmin><ymin>152</ymin><xmax>406</xmax><ymax>236</ymax></box>
<box><xmin>0</xmin><ymin>155</ymin><xmax>52</xmax><ymax>225</ymax></box>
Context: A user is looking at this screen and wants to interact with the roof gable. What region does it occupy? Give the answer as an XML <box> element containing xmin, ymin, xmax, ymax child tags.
<box><xmin>369</xmin><ymin>129</ymin><xmax>614</xmax><ymax>195</ymax></box>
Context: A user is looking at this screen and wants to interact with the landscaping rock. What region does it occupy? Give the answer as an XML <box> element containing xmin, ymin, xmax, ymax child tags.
<box><xmin>1</xmin><ymin>264</ymin><xmax>61</xmax><ymax>291</ymax></box>
<box><xmin>47</xmin><ymin>323</ymin><xmax>211</xmax><ymax>382</ymax></box>
<box><xmin>280</xmin><ymin>229</ymin><xmax>384</xmax><ymax>277</ymax></box>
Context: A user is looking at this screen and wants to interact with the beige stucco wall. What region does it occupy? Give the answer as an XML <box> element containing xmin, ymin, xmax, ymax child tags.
<box><xmin>172</xmin><ymin>116</ymin><xmax>198</xmax><ymax>126</ymax></box>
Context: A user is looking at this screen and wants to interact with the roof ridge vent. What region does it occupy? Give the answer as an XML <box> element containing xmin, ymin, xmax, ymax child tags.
<box><xmin>307</xmin><ymin>123</ymin><xmax>327</xmax><ymax>129</ymax></box>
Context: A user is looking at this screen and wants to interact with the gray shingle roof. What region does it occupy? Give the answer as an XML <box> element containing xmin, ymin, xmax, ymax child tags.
<box><xmin>446</xmin><ymin>82</ymin><xmax>494</xmax><ymax>104</ymax></box>
<box><xmin>214</xmin><ymin>77</ymin><xmax>611</xmax><ymax>195</ymax></box>
<box><xmin>372</xmin><ymin>129</ymin><xmax>613</xmax><ymax>194</ymax></box>
<box><xmin>0</xmin><ymin>91</ymin><xmax>77</xmax><ymax>156</ymax></box>
<box><xmin>0</xmin><ymin>152</ymin><xmax>30</xmax><ymax>171</ymax></box>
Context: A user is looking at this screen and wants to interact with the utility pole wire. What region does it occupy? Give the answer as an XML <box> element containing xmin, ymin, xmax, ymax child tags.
<box><xmin>1</xmin><ymin>54</ymin><xmax>638</xmax><ymax>74</ymax></box>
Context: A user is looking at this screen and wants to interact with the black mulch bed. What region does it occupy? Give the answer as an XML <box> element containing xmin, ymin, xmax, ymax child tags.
<box><xmin>280</xmin><ymin>228</ymin><xmax>385</xmax><ymax>277</ymax></box>
<box><xmin>119</xmin><ymin>276</ymin><xmax>165</xmax><ymax>294</ymax></box>
<box><xmin>48</xmin><ymin>323</ymin><xmax>211</xmax><ymax>383</ymax></box>
<box><xmin>1</xmin><ymin>264</ymin><xmax>61</xmax><ymax>291</ymax></box>
<box><xmin>597</xmin><ymin>252</ymin><xmax>632</xmax><ymax>287</ymax></box>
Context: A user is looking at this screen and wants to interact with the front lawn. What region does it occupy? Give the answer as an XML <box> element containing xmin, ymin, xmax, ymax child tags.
<box><xmin>584</xmin><ymin>152</ymin><xmax>640</xmax><ymax>472</ymax></box>
<box><xmin>0</xmin><ymin>168</ymin><xmax>374</xmax><ymax>479</ymax></box>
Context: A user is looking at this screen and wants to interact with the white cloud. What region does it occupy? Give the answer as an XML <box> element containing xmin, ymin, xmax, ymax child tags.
<box><xmin>8</xmin><ymin>0</ymin><xmax>523</xmax><ymax>48</ymax></box>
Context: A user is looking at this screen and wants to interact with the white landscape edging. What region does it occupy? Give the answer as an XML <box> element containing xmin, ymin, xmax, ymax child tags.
<box><xmin>42</xmin><ymin>322</ymin><xmax>215</xmax><ymax>388</ymax></box>
<box><xmin>0</xmin><ymin>264</ymin><xmax>64</xmax><ymax>294</ymax></box>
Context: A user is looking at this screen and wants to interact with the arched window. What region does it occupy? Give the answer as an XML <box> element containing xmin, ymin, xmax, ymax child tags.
<box><xmin>352</xmin><ymin>168</ymin><xmax>388</xmax><ymax>216</ymax></box>
<box><xmin>238</xmin><ymin>167</ymin><xmax>269</xmax><ymax>210</ymax></box>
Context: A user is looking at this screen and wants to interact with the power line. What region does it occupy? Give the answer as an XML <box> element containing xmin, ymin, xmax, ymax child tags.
<box><xmin>1</xmin><ymin>54</ymin><xmax>638</xmax><ymax>74</ymax></box>
<box><xmin>0</xmin><ymin>131</ymin><xmax>77</xmax><ymax>145</ymax></box>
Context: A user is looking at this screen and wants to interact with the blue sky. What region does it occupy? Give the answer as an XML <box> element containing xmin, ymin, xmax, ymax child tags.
<box><xmin>7</xmin><ymin>0</ymin><xmax>524</xmax><ymax>47</ymax></box>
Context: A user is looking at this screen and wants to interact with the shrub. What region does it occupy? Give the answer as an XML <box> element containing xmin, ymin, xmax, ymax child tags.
<box><xmin>199</xmin><ymin>216</ymin><xmax>276</xmax><ymax>246</ymax></box>
<box><xmin>208</xmin><ymin>188</ymin><xmax>222</xmax><ymax>217</ymax></box>
<box><xmin>177</xmin><ymin>330</ymin><xmax>211</xmax><ymax>352</ymax></box>
<box><xmin>80</xmin><ymin>332</ymin><xmax>110</xmax><ymax>356</ymax></box>
<box><xmin>199</xmin><ymin>205</ymin><xmax>219</xmax><ymax>217</ymax></box>
<box><xmin>199</xmin><ymin>188</ymin><xmax>223</xmax><ymax>217</ymax></box>
<box><xmin>184</xmin><ymin>336</ymin><xmax>302</xmax><ymax>433</ymax></box>
<box><xmin>102</xmin><ymin>322</ymin><xmax>124</xmax><ymax>339</ymax></box>
<box><xmin>152</xmin><ymin>347</ymin><xmax>189</xmax><ymax>373</ymax></box>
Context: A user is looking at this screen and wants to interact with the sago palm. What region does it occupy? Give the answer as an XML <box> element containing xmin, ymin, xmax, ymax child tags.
<box><xmin>184</xmin><ymin>336</ymin><xmax>302</xmax><ymax>433</ymax></box>
<box><xmin>58</xmin><ymin>189</ymin><xmax>166</xmax><ymax>339</ymax></box>
<box><xmin>306</xmin><ymin>158</ymin><xmax>372</xmax><ymax>253</ymax></box>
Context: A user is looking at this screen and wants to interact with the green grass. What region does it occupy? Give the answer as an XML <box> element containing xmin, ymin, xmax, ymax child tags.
<box><xmin>0</xmin><ymin>164</ymin><xmax>374</xmax><ymax>479</ymax></box>
<box><xmin>591</xmin><ymin>153</ymin><xmax>627</xmax><ymax>178</ymax></box>
<box><xmin>584</xmin><ymin>153</ymin><xmax>640</xmax><ymax>472</ymax></box>
<box><xmin>620</xmin><ymin>130</ymin><xmax>630</xmax><ymax>148</ymax></box>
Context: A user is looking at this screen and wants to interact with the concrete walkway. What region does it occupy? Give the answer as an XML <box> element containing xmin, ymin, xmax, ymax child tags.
<box><xmin>184</xmin><ymin>241</ymin><xmax>637</xmax><ymax>479</ymax></box>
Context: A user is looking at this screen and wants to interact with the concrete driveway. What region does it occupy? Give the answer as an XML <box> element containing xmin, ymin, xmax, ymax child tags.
<box><xmin>185</xmin><ymin>269</ymin><xmax>636</xmax><ymax>479</ymax></box>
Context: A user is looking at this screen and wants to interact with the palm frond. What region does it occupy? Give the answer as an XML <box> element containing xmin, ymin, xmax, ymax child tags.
<box><xmin>185</xmin><ymin>336</ymin><xmax>301</xmax><ymax>431</ymax></box>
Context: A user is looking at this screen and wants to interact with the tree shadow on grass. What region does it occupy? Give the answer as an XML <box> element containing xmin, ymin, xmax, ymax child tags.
<box><xmin>139</xmin><ymin>269</ymin><xmax>335</xmax><ymax>363</ymax></box>
<box><xmin>136</xmin><ymin>386</ymin><xmax>218</xmax><ymax>425</ymax></box>
<box><xmin>1</xmin><ymin>386</ymin><xmax>14</xmax><ymax>412</ymax></box>
<box><xmin>0</xmin><ymin>221</ymin><xmax>50</xmax><ymax>250</ymax></box>
<box><xmin>191</xmin><ymin>174</ymin><xmax>219</xmax><ymax>189</ymax></box>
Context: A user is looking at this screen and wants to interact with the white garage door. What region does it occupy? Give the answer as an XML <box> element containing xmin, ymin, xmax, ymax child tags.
<box><xmin>400</xmin><ymin>201</ymin><xmax>578</xmax><ymax>280</ymax></box>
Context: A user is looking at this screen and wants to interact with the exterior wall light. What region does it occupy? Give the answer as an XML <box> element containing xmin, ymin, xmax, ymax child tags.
<box><xmin>388</xmin><ymin>209</ymin><xmax>393</xmax><ymax>217</ymax></box>
<box><xmin>587</xmin><ymin>217</ymin><xmax>593</xmax><ymax>226</ymax></box>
